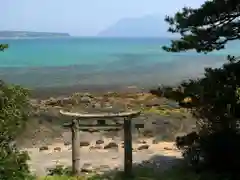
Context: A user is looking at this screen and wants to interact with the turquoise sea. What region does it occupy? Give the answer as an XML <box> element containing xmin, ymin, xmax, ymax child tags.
<box><xmin>0</xmin><ymin>37</ymin><xmax>239</xmax><ymax>89</ymax></box>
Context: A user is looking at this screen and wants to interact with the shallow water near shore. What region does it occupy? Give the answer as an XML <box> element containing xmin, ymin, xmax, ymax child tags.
<box><xmin>0</xmin><ymin>37</ymin><xmax>238</xmax><ymax>90</ymax></box>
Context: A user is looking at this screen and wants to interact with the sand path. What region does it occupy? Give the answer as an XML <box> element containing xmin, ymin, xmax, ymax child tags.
<box><xmin>22</xmin><ymin>139</ymin><xmax>182</xmax><ymax>176</ymax></box>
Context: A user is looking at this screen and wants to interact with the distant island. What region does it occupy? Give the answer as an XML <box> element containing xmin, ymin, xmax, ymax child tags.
<box><xmin>0</xmin><ymin>31</ymin><xmax>71</xmax><ymax>38</ymax></box>
<box><xmin>97</xmin><ymin>14</ymin><xmax>170</xmax><ymax>37</ymax></box>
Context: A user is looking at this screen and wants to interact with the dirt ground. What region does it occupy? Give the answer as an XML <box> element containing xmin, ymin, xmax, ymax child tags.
<box><xmin>22</xmin><ymin>137</ymin><xmax>182</xmax><ymax>176</ymax></box>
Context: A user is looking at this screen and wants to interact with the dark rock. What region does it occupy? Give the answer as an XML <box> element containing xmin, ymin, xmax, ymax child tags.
<box><xmin>112</xmin><ymin>156</ymin><xmax>118</xmax><ymax>160</ymax></box>
<box><xmin>91</xmin><ymin>102</ymin><xmax>101</xmax><ymax>109</ymax></box>
<box><xmin>44</xmin><ymin>98</ymin><xmax>59</xmax><ymax>106</ymax></box>
<box><xmin>145</xmin><ymin>98</ymin><xmax>164</xmax><ymax>107</ymax></box>
<box><xmin>182</xmin><ymin>115</ymin><xmax>187</xmax><ymax>118</ymax></box>
<box><xmin>104</xmin><ymin>142</ymin><xmax>118</xmax><ymax>149</ymax></box>
<box><xmin>64</xmin><ymin>142</ymin><xmax>71</xmax><ymax>146</ymax></box>
<box><xmin>163</xmin><ymin>120</ymin><xmax>170</xmax><ymax>124</ymax></box>
<box><xmin>136</xmin><ymin>140</ymin><xmax>147</xmax><ymax>144</ymax></box>
<box><xmin>39</xmin><ymin>146</ymin><xmax>48</xmax><ymax>151</ymax></box>
<box><xmin>61</xmin><ymin>97</ymin><xmax>77</xmax><ymax>105</ymax></box>
<box><xmin>53</xmin><ymin>147</ymin><xmax>61</xmax><ymax>152</ymax></box>
<box><xmin>88</xmin><ymin>129</ymin><xmax>98</xmax><ymax>133</ymax></box>
<box><xmin>79</xmin><ymin>95</ymin><xmax>92</xmax><ymax>103</ymax></box>
<box><xmin>81</xmin><ymin>163</ymin><xmax>94</xmax><ymax>173</ymax></box>
<box><xmin>133</xmin><ymin>148</ymin><xmax>137</xmax><ymax>152</ymax></box>
<box><xmin>104</xmin><ymin>102</ymin><xmax>113</xmax><ymax>109</ymax></box>
<box><xmin>80</xmin><ymin>141</ymin><xmax>90</xmax><ymax>147</ymax></box>
<box><xmin>98</xmin><ymin>165</ymin><xmax>111</xmax><ymax>172</ymax></box>
<box><xmin>45</xmin><ymin>97</ymin><xmax>76</xmax><ymax>106</ymax></box>
<box><xmin>191</xmin><ymin>125</ymin><xmax>197</xmax><ymax>130</ymax></box>
<box><xmin>83</xmin><ymin>93</ymin><xmax>94</xmax><ymax>98</ymax></box>
<box><xmin>142</xmin><ymin>130</ymin><xmax>154</xmax><ymax>138</ymax></box>
<box><xmin>96</xmin><ymin>139</ymin><xmax>104</xmax><ymax>145</ymax></box>
<box><xmin>135</xmin><ymin>123</ymin><xmax>145</xmax><ymax>129</ymax></box>
<box><xmin>166</xmin><ymin>101</ymin><xmax>180</xmax><ymax>108</ymax></box>
<box><xmin>152</xmin><ymin>139</ymin><xmax>158</xmax><ymax>144</ymax></box>
<box><xmin>149</xmin><ymin>88</ymin><xmax>162</xmax><ymax>97</ymax></box>
<box><xmin>137</xmin><ymin>144</ymin><xmax>149</xmax><ymax>150</ymax></box>
<box><xmin>90</xmin><ymin>145</ymin><xmax>102</xmax><ymax>150</ymax></box>
<box><xmin>174</xmin><ymin>132</ymin><xmax>187</xmax><ymax>139</ymax></box>
<box><xmin>164</xmin><ymin>147</ymin><xmax>173</xmax><ymax>150</ymax></box>
<box><xmin>38</xmin><ymin>119</ymin><xmax>43</xmax><ymax>124</ymax></box>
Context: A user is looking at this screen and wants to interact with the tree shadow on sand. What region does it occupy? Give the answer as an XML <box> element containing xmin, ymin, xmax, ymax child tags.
<box><xmin>87</xmin><ymin>154</ymin><xmax>184</xmax><ymax>180</ymax></box>
<box><xmin>44</xmin><ymin>154</ymin><xmax>188</xmax><ymax>180</ymax></box>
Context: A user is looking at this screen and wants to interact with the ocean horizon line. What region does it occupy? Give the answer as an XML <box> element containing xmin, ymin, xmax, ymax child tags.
<box><xmin>0</xmin><ymin>36</ymin><xmax>177</xmax><ymax>40</ymax></box>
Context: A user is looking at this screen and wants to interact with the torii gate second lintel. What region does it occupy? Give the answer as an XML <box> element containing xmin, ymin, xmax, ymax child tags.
<box><xmin>59</xmin><ymin>110</ymin><xmax>141</xmax><ymax>177</ymax></box>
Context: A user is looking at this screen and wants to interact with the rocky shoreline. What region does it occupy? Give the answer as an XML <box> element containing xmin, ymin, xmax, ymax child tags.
<box><xmin>17</xmin><ymin>90</ymin><xmax>195</xmax><ymax>176</ymax></box>
<box><xmin>19</xmin><ymin>91</ymin><xmax>196</xmax><ymax>147</ymax></box>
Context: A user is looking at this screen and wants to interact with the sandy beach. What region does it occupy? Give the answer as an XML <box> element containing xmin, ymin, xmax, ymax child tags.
<box><xmin>23</xmin><ymin>136</ymin><xmax>182</xmax><ymax>176</ymax></box>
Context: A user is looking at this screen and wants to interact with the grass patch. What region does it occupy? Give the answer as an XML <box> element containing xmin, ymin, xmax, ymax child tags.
<box><xmin>37</xmin><ymin>164</ymin><xmax>223</xmax><ymax>180</ymax></box>
<box><xmin>143</xmin><ymin>106</ymin><xmax>187</xmax><ymax>116</ymax></box>
<box><xmin>144</xmin><ymin>108</ymin><xmax>170</xmax><ymax>116</ymax></box>
<box><xmin>38</xmin><ymin>176</ymin><xmax>84</xmax><ymax>180</ymax></box>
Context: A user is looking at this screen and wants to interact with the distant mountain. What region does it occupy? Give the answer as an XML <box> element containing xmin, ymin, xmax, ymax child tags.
<box><xmin>97</xmin><ymin>15</ymin><xmax>170</xmax><ymax>37</ymax></box>
<box><xmin>0</xmin><ymin>31</ymin><xmax>71</xmax><ymax>38</ymax></box>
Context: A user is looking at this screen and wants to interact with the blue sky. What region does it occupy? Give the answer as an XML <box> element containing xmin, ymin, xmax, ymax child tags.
<box><xmin>1</xmin><ymin>0</ymin><xmax>206</xmax><ymax>36</ymax></box>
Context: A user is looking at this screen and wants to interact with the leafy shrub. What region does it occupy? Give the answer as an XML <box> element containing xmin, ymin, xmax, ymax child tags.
<box><xmin>0</xmin><ymin>144</ymin><xmax>33</xmax><ymax>180</ymax></box>
<box><xmin>47</xmin><ymin>165</ymin><xmax>73</xmax><ymax>176</ymax></box>
<box><xmin>161</xmin><ymin>0</ymin><xmax>240</xmax><ymax>175</ymax></box>
<box><xmin>0</xmin><ymin>45</ymin><xmax>33</xmax><ymax>179</ymax></box>
<box><xmin>0</xmin><ymin>80</ymin><xmax>30</xmax><ymax>141</ymax></box>
<box><xmin>0</xmin><ymin>44</ymin><xmax>8</xmax><ymax>51</ymax></box>
<box><xmin>152</xmin><ymin>56</ymin><xmax>240</xmax><ymax>176</ymax></box>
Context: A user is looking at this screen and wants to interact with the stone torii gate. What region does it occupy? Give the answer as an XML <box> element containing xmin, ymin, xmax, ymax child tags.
<box><xmin>59</xmin><ymin>110</ymin><xmax>141</xmax><ymax>177</ymax></box>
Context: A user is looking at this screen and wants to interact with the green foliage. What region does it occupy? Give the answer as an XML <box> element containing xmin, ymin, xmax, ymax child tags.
<box><xmin>154</xmin><ymin>56</ymin><xmax>240</xmax><ymax>175</ymax></box>
<box><xmin>40</xmin><ymin>176</ymin><xmax>84</xmax><ymax>180</ymax></box>
<box><xmin>0</xmin><ymin>81</ymin><xmax>32</xmax><ymax>180</ymax></box>
<box><xmin>150</xmin><ymin>86</ymin><xmax>185</xmax><ymax>102</ymax></box>
<box><xmin>0</xmin><ymin>44</ymin><xmax>8</xmax><ymax>51</ymax></box>
<box><xmin>0</xmin><ymin>145</ymin><xmax>33</xmax><ymax>180</ymax></box>
<box><xmin>0</xmin><ymin>81</ymin><xmax>30</xmax><ymax>142</ymax></box>
<box><xmin>162</xmin><ymin>0</ymin><xmax>240</xmax><ymax>53</ymax></box>
<box><xmin>41</xmin><ymin>164</ymin><xmax>228</xmax><ymax>180</ymax></box>
<box><xmin>0</xmin><ymin>45</ymin><xmax>33</xmax><ymax>179</ymax></box>
<box><xmin>47</xmin><ymin>165</ymin><xmax>73</xmax><ymax>176</ymax></box>
<box><xmin>174</xmin><ymin>56</ymin><xmax>240</xmax><ymax>128</ymax></box>
<box><xmin>161</xmin><ymin>0</ymin><xmax>240</xmax><ymax>176</ymax></box>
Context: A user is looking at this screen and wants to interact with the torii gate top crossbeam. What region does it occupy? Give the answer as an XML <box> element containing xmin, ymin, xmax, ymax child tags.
<box><xmin>59</xmin><ymin>110</ymin><xmax>141</xmax><ymax>119</ymax></box>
